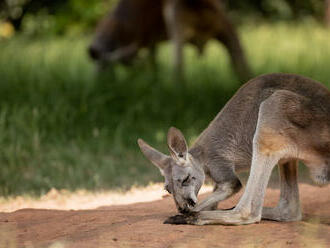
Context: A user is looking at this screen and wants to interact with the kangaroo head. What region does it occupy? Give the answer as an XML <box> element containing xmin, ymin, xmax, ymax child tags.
<box><xmin>89</xmin><ymin>13</ymin><xmax>138</xmax><ymax>66</ymax></box>
<box><xmin>138</xmin><ymin>127</ymin><xmax>205</xmax><ymax>214</ymax></box>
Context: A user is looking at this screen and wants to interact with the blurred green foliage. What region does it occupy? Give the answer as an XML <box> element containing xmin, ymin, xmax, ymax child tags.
<box><xmin>0</xmin><ymin>22</ymin><xmax>329</xmax><ymax>195</ymax></box>
<box><xmin>0</xmin><ymin>0</ymin><xmax>328</xmax><ymax>36</ymax></box>
<box><xmin>0</xmin><ymin>0</ymin><xmax>118</xmax><ymax>35</ymax></box>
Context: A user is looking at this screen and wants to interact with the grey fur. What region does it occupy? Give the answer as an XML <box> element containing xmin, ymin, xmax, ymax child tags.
<box><xmin>138</xmin><ymin>73</ymin><xmax>330</xmax><ymax>225</ymax></box>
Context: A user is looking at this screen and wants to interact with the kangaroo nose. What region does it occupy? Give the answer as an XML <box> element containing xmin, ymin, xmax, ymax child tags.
<box><xmin>187</xmin><ymin>198</ymin><xmax>196</xmax><ymax>207</ymax></box>
<box><xmin>88</xmin><ymin>45</ymin><xmax>101</xmax><ymax>60</ymax></box>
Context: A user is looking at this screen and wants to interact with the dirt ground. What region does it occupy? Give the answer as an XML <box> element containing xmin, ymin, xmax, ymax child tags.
<box><xmin>0</xmin><ymin>184</ymin><xmax>330</xmax><ymax>248</ymax></box>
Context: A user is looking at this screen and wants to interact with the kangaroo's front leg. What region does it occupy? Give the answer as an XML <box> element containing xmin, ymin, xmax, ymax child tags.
<box><xmin>193</xmin><ymin>179</ymin><xmax>242</xmax><ymax>212</ymax></box>
<box><xmin>188</xmin><ymin>152</ymin><xmax>278</xmax><ymax>225</ymax></box>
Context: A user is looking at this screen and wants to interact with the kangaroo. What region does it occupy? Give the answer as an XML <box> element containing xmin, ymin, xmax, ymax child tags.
<box><xmin>89</xmin><ymin>0</ymin><xmax>252</xmax><ymax>82</ymax></box>
<box><xmin>138</xmin><ymin>73</ymin><xmax>330</xmax><ymax>225</ymax></box>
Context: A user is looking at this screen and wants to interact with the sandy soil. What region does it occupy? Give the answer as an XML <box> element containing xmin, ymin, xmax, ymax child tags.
<box><xmin>0</xmin><ymin>184</ymin><xmax>213</xmax><ymax>213</ymax></box>
<box><xmin>0</xmin><ymin>184</ymin><xmax>330</xmax><ymax>248</ymax></box>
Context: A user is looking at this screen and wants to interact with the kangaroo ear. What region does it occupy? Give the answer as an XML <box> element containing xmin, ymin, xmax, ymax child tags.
<box><xmin>167</xmin><ymin>127</ymin><xmax>188</xmax><ymax>162</ymax></box>
<box><xmin>137</xmin><ymin>139</ymin><xmax>171</xmax><ymax>173</ymax></box>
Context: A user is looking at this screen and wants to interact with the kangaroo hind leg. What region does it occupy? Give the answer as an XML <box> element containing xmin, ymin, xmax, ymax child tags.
<box><xmin>262</xmin><ymin>160</ymin><xmax>302</xmax><ymax>221</ymax></box>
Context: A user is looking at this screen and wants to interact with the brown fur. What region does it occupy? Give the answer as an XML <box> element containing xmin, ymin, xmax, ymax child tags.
<box><xmin>89</xmin><ymin>0</ymin><xmax>252</xmax><ymax>82</ymax></box>
<box><xmin>194</xmin><ymin>73</ymin><xmax>330</xmax><ymax>172</ymax></box>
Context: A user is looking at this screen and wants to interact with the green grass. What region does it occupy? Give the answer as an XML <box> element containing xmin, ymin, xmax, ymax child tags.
<box><xmin>0</xmin><ymin>22</ymin><xmax>329</xmax><ymax>196</ymax></box>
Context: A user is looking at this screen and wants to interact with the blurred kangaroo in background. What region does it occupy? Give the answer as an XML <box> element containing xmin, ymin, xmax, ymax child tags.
<box><xmin>88</xmin><ymin>0</ymin><xmax>252</xmax><ymax>82</ymax></box>
<box><xmin>138</xmin><ymin>73</ymin><xmax>330</xmax><ymax>225</ymax></box>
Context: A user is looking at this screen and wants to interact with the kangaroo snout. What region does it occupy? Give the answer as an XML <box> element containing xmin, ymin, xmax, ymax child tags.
<box><xmin>187</xmin><ymin>197</ymin><xmax>196</xmax><ymax>207</ymax></box>
<box><xmin>178</xmin><ymin>197</ymin><xmax>197</xmax><ymax>214</ymax></box>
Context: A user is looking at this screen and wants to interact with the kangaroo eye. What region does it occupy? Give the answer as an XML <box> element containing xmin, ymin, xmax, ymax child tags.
<box><xmin>182</xmin><ymin>175</ymin><xmax>190</xmax><ymax>186</ymax></box>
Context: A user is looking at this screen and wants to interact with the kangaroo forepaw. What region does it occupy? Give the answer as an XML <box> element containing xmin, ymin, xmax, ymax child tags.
<box><xmin>163</xmin><ymin>213</ymin><xmax>199</xmax><ymax>225</ymax></box>
<box><xmin>164</xmin><ymin>215</ymin><xmax>188</xmax><ymax>224</ymax></box>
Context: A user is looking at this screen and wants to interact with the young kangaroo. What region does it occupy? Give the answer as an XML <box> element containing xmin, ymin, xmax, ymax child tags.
<box><xmin>138</xmin><ymin>73</ymin><xmax>330</xmax><ymax>225</ymax></box>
